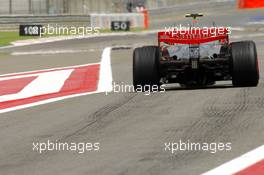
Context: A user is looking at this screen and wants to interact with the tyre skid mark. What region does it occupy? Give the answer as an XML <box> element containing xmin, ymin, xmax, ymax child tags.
<box><xmin>171</xmin><ymin>89</ymin><xmax>252</xmax><ymax>161</ymax></box>
<box><xmin>60</xmin><ymin>93</ymin><xmax>138</xmax><ymax>140</ymax></box>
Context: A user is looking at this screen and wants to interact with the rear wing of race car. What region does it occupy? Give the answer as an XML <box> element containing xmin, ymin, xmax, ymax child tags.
<box><xmin>158</xmin><ymin>28</ymin><xmax>230</xmax><ymax>45</ymax></box>
<box><xmin>185</xmin><ymin>13</ymin><xmax>204</xmax><ymax>19</ymax></box>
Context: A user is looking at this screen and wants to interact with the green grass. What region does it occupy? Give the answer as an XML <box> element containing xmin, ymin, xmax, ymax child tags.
<box><xmin>0</xmin><ymin>31</ymin><xmax>37</xmax><ymax>47</ymax></box>
<box><xmin>0</xmin><ymin>28</ymin><xmax>146</xmax><ymax>47</ymax></box>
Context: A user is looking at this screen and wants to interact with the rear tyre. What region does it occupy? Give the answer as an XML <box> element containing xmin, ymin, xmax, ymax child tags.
<box><xmin>133</xmin><ymin>46</ymin><xmax>160</xmax><ymax>90</ymax></box>
<box><xmin>231</xmin><ymin>41</ymin><xmax>259</xmax><ymax>87</ymax></box>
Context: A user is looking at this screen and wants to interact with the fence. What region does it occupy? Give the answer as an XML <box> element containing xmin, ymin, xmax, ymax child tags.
<box><xmin>0</xmin><ymin>0</ymin><xmax>209</xmax><ymax>15</ymax></box>
<box><xmin>0</xmin><ymin>0</ymin><xmax>134</xmax><ymax>15</ymax></box>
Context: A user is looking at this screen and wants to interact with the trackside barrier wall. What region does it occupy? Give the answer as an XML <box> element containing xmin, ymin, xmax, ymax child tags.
<box><xmin>238</xmin><ymin>0</ymin><xmax>264</xmax><ymax>8</ymax></box>
<box><xmin>90</xmin><ymin>13</ymin><xmax>146</xmax><ymax>30</ymax></box>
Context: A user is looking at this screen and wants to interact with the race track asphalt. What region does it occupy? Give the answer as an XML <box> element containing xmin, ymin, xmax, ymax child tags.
<box><xmin>0</xmin><ymin>1</ymin><xmax>264</xmax><ymax>175</ymax></box>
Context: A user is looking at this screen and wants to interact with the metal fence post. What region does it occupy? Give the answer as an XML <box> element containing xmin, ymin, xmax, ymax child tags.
<box><xmin>63</xmin><ymin>0</ymin><xmax>68</xmax><ymax>14</ymax></box>
<box><xmin>29</xmin><ymin>0</ymin><xmax>32</xmax><ymax>14</ymax></box>
<box><xmin>9</xmin><ymin>0</ymin><xmax>12</xmax><ymax>14</ymax></box>
<box><xmin>46</xmin><ymin>0</ymin><xmax>49</xmax><ymax>14</ymax></box>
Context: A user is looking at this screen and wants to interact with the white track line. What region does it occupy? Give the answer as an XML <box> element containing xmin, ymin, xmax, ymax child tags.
<box><xmin>11</xmin><ymin>49</ymin><xmax>96</xmax><ymax>56</ymax></box>
<box><xmin>0</xmin><ymin>62</ymin><xmax>99</xmax><ymax>78</ymax></box>
<box><xmin>0</xmin><ymin>69</ymin><xmax>73</xmax><ymax>102</ymax></box>
<box><xmin>231</xmin><ymin>33</ymin><xmax>264</xmax><ymax>39</ymax></box>
<box><xmin>0</xmin><ymin>30</ymin><xmax>159</xmax><ymax>49</ymax></box>
<box><xmin>97</xmin><ymin>47</ymin><xmax>113</xmax><ymax>93</ymax></box>
<box><xmin>248</xmin><ymin>21</ymin><xmax>264</xmax><ymax>25</ymax></box>
<box><xmin>202</xmin><ymin>145</ymin><xmax>264</xmax><ymax>175</ymax></box>
<box><xmin>0</xmin><ymin>47</ymin><xmax>113</xmax><ymax>114</ymax></box>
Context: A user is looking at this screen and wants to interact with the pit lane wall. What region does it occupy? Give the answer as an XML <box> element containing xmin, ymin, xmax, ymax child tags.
<box><xmin>238</xmin><ymin>0</ymin><xmax>264</xmax><ymax>8</ymax></box>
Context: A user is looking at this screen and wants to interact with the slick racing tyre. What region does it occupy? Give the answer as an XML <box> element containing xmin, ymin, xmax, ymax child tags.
<box><xmin>133</xmin><ymin>46</ymin><xmax>160</xmax><ymax>90</ymax></box>
<box><xmin>231</xmin><ymin>41</ymin><xmax>259</xmax><ymax>87</ymax></box>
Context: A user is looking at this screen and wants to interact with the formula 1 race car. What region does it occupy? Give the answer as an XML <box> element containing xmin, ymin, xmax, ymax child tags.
<box><xmin>133</xmin><ymin>14</ymin><xmax>259</xmax><ymax>88</ymax></box>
